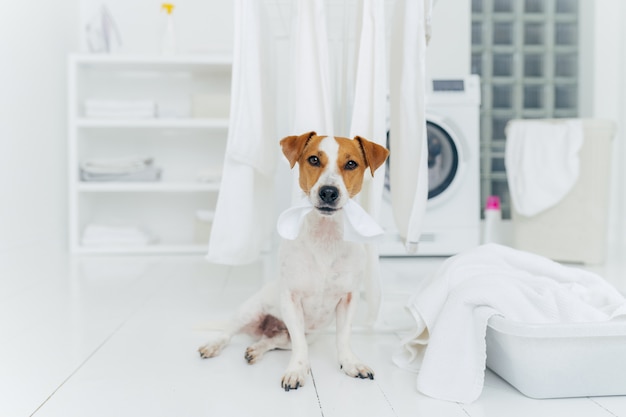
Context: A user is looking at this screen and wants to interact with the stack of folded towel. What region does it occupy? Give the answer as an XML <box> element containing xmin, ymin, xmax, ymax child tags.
<box><xmin>82</xmin><ymin>224</ymin><xmax>157</xmax><ymax>247</ymax></box>
<box><xmin>80</xmin><ymin>156</ymin><xmax>162</xmax><ymax>182</ymax></box>
<box><xmin>195</xmin><ymin>167</ymin><xmax>223</xmax><ymax>184</ymax></box>
<box><xmin>84</xmin><ymin>99</ymin><xmax>157</xmax><ymax>119</ymax></box>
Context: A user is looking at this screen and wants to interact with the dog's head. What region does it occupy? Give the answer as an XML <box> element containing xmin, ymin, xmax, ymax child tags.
<box><xmin>280</xmin><ymin>131</ymin><xmax>389</xmax><ymax>215</ymax></box>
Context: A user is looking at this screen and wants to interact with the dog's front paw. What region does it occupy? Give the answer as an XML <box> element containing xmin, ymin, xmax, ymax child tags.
<box><xmin>198</xmin><ymin>336</ymin><xmax>229</xmax><ymax>359</ymax></box>
<box><xmin>340</xmin><ymin>361</ymin><xmax>375</xmax><ymax>380</ymax></box>
<box><xmin>245</xmin><ymin>345</ymin><xmax>263</xmax><ymax>364</ymax></box>
<box><xmin>281</xmin><ymin>366</ymin><xmax>309</xmax><ymax>391</ymax></box>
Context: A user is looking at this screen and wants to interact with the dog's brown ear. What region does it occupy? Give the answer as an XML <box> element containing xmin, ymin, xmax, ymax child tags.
<box><xmin>355</xmin><ymin>135</ymin><xmax>389</xmax><ymax>176</ymax></box>
<box><xmin>280</xmin><ymin>131</ymin><xmax>317</xmax><ymax>168</ymax></box>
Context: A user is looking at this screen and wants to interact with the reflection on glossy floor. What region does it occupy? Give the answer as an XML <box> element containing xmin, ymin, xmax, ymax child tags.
<box><xmin>1</xmin><ymin>243</ymin><xmax>626</xmax><ymax>417</ymax></box>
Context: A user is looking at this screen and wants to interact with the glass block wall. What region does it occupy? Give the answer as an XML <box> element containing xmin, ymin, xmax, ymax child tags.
<box><xmin>471</xmin><ymin>0</ymin><xmax>579</xmax><ymax>218</ymax></box>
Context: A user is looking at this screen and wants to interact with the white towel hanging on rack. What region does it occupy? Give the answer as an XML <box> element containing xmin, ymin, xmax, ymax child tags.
<box><xmin>505</xmin><ymin>119</ymin><xmax>584</xmax><ymax>217</ymax></box>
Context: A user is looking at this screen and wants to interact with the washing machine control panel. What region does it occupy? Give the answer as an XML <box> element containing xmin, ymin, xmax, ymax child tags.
<box><xmin>426</xmin><ymin>75</ymin><xmax>481</xmax><ymax>106</ymax></box>
<box><xmin>432</xmin><ymin>79</ymin><xmax>465</xmax><ymax>92</ymax></box>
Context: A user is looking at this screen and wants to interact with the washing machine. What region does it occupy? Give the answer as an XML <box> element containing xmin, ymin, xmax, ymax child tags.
<box><xmin>379</xmin><ymin>75</ymin><xmax>481</xmax><ymax>256</ymax></box>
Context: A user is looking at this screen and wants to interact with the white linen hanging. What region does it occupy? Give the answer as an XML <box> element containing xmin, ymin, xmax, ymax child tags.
<box><xmin>289</xmin><ymin>0</ymin><xmax>333</xmax><ymax>135</ymax></box>
<box><xmin>209</xmin><ymin>0</ymin><xmax>434</xmax><ymax>264</ymax></box>
<box><xmin>287</xmin><ymin>0</ymin><xmax>334</xmax><ymax>203</ymax></box>
<box><xmin>349</xmin><ymin>0</ymin><xmax>387</xmax><ymax>219</ymax></box>
<box><xmin>348</xmin><ymin>0</ymin><xmax>387</xmax><ymax>323</ymax></box>
<box><xmin>388</xmin><ymin>0</ymin><xmax>432</xmax><ymax>253</ymax></box>
<box><xmin>206</xmin><ymin>0</ymin><xmax>276</xmax><ymax>265</ymax></box>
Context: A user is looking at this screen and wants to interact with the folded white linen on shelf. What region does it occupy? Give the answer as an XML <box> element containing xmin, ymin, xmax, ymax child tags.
<box><xmin>82</xmin><ymin>224</ymin><xmax>157</xmax><ymax>246</ymax></box>
<box><xmin>84</xmin><ymin>99</ymin><xmax>156</xmax><ymax>110</ymax></box>
<box><xmin>84</xmin><ymin>109</ymin><xmax>155</xmax><ymax>119</ymax></box>
<box><xmin>80</xmin><ymin>156</ymin><xmax>162</xmax><ymax>182</ymax></box>
<box><xmin>156</xmin><ymin>101</ymin><xmax>191</xmax><ymax>119</ymax></box>
<box><xmin>195</xmin><ymin>167</ymin><xmax>223</xmax><ymax>183</ymax></box>
<box><xmin>84</xmin><ymin>99</ymin><xmax>157</xmax><ymax>119</ymax></box>
<box><xmin>393</xmin><ymin>243</ymin><xmax>626</xmax><ymax>404</ymax></box>
<box><xmin>505</xmin><ymin>119</ymin><xmax>584</xmax><ymax>217</ymax></box>
<box><xmin>81</xmin><ymin>156</ymin><xmax>155</xmax><ymax>175</ymax></box>
<box><xmin>80</xmin><ymin>166</ymin><xmax>162</xmax><ymax>182</ymax></box>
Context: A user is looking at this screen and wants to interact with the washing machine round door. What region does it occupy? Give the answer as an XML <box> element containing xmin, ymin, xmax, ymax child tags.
<box><xmin>384</xmin><ymin>121</ymin><xmax>460</xmax><ymax>201</ymax></box>
<box><xmin>426</xmin><ymin>120</ymin><xmax>459</xmax><ymax>200</ymax></box>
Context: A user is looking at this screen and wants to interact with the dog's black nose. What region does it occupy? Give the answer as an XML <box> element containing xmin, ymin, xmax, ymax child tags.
<box><xmin>319</xmin><ymin>186</ymin><xmax>339</xmax><ymax>203</ymax></box>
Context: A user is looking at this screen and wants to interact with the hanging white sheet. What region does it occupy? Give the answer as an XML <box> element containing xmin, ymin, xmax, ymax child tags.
<box><xmin>348</xmin><ymin>0</ymin><xmax>388</xmax><ymax>323</ymax></box>
<box><xmin>287</xmin><ymin>0</ymin><xmax>334</xmax><ymax>203</ymax></box>
<box><xmin>388</xmin><ymin>0</ymin><xmax>433</xmax><ymax>253</ymax></box>
<box><xmin>206</xmin><ymin>0</ymin><xmax>276</xmax><ymax>265</ymax></box>
<box><xmin>209</xmin><ymin>0</ymin><xmax>433</xmax><ymax>264</ymax></box>
<box><xmin>290</xmin><ymin>0</ymin><xmax>333</xmax><ymax>136</ymax></box>
<box><xmin>349</xmin><ymin>0</ymin><xmax>387</xmax><ymax>219</ymax></box>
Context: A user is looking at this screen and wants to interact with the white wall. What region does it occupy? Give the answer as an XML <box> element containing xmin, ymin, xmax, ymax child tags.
<box><xmin>426</xmin><ymin>0</ymin><xmax>471</xmax><ymax>78</ymax></box>
<box><xmin>79</xmin><ymin>0</ymin><xmax>233</xmax><ymax>54</ymax></box>
<box><xmin>0</xmin><ymin>1</ymin><xmax>79</xmax><ymax>252</ymax></box>
<box><xmin>586</xmin><ymin>0</ymin><xmax>626</xmax><ymax>251</ymax></box>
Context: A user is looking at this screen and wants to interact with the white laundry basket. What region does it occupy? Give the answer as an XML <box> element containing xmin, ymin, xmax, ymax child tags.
<box><xmin>510</xmin><ymin>119</ymin><xmax>616</xmax><ymax>264</ymax></box>
<box><xmin>486</xmin><ymin>315</ymin><xmax>626</xmax><ymax>399</ymax></box>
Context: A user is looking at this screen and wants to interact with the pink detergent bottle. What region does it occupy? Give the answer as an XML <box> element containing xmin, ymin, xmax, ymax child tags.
<box><xmin>483</xmin><ymin>195</ymin><xmax>502</xmax><ymax>244</ymax></box>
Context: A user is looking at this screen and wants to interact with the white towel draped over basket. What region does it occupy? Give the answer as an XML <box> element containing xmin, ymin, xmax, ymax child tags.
<box><xmin>393</xmin><ymin>244</ymin><xmax>626</xmax><ymax>404</ymax></box>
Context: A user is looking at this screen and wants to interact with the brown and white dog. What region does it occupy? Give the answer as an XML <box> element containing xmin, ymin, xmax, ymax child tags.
<box><xmin>198</xmin><ymin>131</ymin><xmax>389</xmax><ymax>391</ymax></box>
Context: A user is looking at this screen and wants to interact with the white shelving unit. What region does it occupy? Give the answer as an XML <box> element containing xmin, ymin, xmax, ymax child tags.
<box><xmin>68</xmin><ymin>54</ymin><xmax>231</xmax><ymax>254</ymax></box>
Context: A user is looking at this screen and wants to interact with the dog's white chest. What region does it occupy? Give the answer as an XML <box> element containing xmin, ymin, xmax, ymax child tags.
<box><xmin>279</xmin><ymin>211</ymin><xmax>364</xmax><ymax>330</ymax></box>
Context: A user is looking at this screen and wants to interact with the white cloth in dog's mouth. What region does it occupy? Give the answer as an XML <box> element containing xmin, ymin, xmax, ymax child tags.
<box><xmin>277</xmin><ymin>199</ymin><xmax>384</xmax><ymax>242</ymax></box>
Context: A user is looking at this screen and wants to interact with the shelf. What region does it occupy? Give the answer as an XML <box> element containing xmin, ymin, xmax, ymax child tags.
<box><xmin>69</xmin><ymin>54</ymin><xmax>229</xmax><ymax>255</ymax></box>
<box><xmin>70</xmin><ymin>53</ymin><xmax>232</xmax><ymax>72</ymax></box>
<box><xmin>75</xmin><ymin>244</ymin><xmax>209</xmax><ymax>255</ymax></box>
<box><xmin>77</xmin><ymin>182</ymin><xmax>220</xmax><ymax>192</ymax></box>
<box><xmin>76</xmin><ymin>118</ymin><xmax>229</xmax><ymax>129</ymax></box>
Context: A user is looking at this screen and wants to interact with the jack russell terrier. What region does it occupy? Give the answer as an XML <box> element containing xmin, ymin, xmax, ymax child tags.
<box><xmin>198</xmin><ymin>131</ymin><xmax>389</xmax><ymax>391</ymax></box>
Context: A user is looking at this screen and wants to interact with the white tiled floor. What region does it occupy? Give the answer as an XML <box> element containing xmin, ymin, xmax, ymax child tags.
<box><xmin>2</xmin><ymin>243</ymin><xmax>626</xmax><ymax>417</ymax></box>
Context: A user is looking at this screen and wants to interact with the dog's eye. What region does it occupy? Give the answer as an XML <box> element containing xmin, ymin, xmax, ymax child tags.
<box><xmin>308</xmin><ymin>155</ymin><xmax>320</xmax><ymax>167</ymax></box>
<box><xmin>345</xmin><ymin>160</ymin><xmax>358</xmax><ymax>170</ymax></box>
